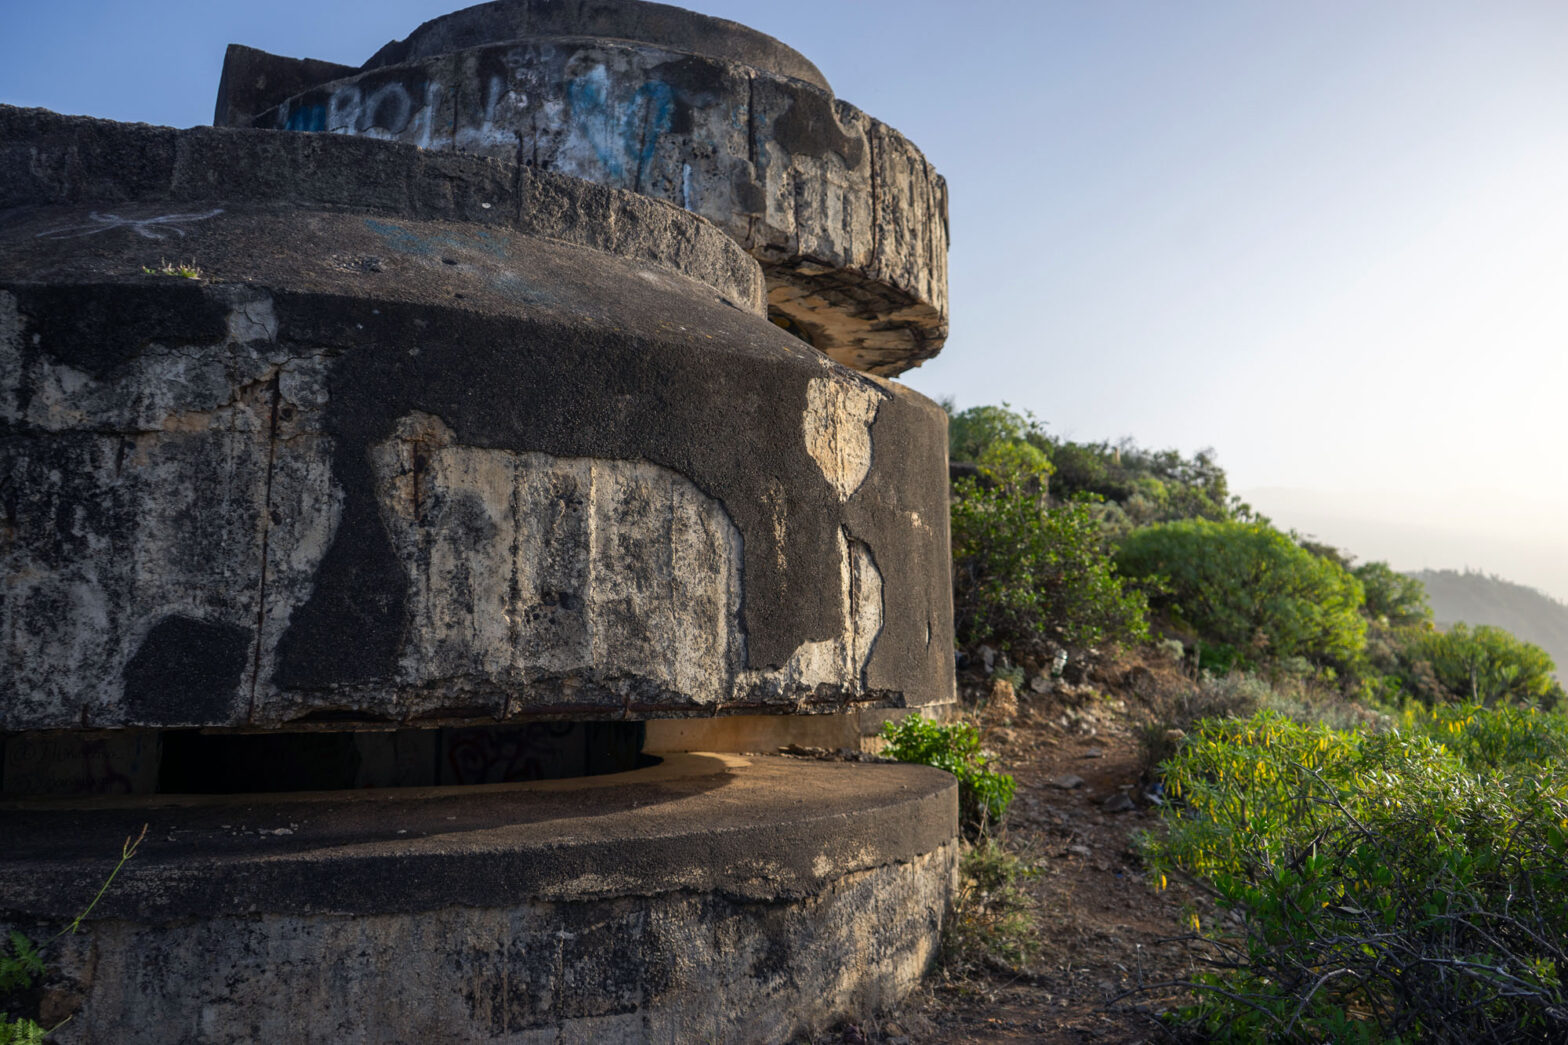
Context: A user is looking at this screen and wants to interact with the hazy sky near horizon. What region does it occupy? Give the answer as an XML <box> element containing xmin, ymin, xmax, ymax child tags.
<box><xmin>4</xmin><ymin>1</ymin><xmax>1566</xmax><ymax>596</ymax></box>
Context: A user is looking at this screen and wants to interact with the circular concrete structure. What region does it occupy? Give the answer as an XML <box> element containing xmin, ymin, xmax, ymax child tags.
<box><xmin>0</xmin><ymin>754</ymin><xmax>959</xmax><ymax>1043</ymax></box>
<box><xmin>215</xmin><ymin>0</ymin><xmax>950</xmax><ymax>376</ymax></box>
<box><xmin>1</xmin><ymin>57</ymin><xmax>960</xmax><ymax>1038</ymax></box>
<box><xmin>0</xmin><ymin>106</ymin><xmax>955</xmax><ymax>733</ymax></box>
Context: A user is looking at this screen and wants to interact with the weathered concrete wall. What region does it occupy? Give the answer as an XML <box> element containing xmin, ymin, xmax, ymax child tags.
<box><xmin>0</xmin><ymin>107</ymin><xmax>955</xmax><ymax>731</ymax></box>
<box><xmin>216</xmin><ymin>0</ymin><xmax>950</xmax><ymax>376</ymax></box>
<box><xmin>0</xmin><ymin>754</ymin><xmax>960</xmax><ymax>1043</ymax></box>
<box><xmin>367</xmin><ymin>414</ymin><xmax>746</xmax><ymax>705</ymax></box>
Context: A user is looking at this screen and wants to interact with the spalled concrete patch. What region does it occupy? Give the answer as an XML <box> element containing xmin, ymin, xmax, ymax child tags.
<box><xmin>369</xmin><ymin>411</ymin><xmax>744</xmax><ymax>705</ymax></box>
<box><xmin>803</xmin><ymin>373</ymin><xmax>883</xmax><ymax>501</ymax></box>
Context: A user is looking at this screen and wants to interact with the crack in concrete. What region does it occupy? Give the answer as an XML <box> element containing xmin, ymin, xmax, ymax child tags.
<box><xmin>247</xmin><ymin>371</ymin><xmax>283</xmax><ymax>722</ymax></box>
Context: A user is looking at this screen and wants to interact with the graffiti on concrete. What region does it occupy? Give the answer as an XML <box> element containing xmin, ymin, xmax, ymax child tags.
<box><xmin>444</xmin><ymin>722</ymin><xmax>582</xmax><ymax>784</ymax></box>
<box><xmin>563</xmin><ymin>63</ymin><xmax>674</xmax><ymax>188</ymax></box>
<box><xmin>35</xmin><ymin>209</ymin><xmax>225</xmax><ymax>241</ymax></box>
<box><xmin>284</xmin><ymin>81</ymin><xmax>447</xmax><ymax>148</ymax></box>
<box><xmin>274</xmin><ymin>49</ymin><xmax>683</xmax><ymax>194</ymax></box>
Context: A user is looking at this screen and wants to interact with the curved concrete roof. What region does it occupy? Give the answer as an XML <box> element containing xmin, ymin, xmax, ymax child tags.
<box><xmin>364</xmin><ymin>0</ymin><xmax>832</xmax><ymax>91</ymax></box>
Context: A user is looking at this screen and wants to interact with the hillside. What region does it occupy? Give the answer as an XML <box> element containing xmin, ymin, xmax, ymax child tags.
<box><xmin>1411</xmin><ymin>568</ymin><xmax>1568</xmax><ymax>678</ymax></box>
<box><xmin>864</xmin><ymin>405</ymin><xmax>1568</xmax><ymax>1042</ymax></box>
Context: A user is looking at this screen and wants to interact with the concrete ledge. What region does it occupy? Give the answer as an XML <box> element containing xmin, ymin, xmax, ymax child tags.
<box><xmin>0</xmin><ymin>756</ymin><xmax>959</xmax><ymax>1043</ymax></box>
<box><xmin>0</xmin><ymin>104</ymin><xmax>764</xmax><ymax>312</ymax></box>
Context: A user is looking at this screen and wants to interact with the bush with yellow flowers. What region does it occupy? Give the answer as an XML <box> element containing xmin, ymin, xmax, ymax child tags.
<box><xmin>1142</xmin><ymin>707</ymin><xmax>1568</xmax><ymax>1042</ymax></box>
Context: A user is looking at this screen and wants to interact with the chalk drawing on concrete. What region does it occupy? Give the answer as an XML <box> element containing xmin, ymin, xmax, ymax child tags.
<box><xmin>36</xmin><ymin>209</ymin><xmax>225</xmax><ymax>241</ymax></box>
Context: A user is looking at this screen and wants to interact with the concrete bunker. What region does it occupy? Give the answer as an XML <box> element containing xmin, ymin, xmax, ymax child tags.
<box><xmin>0</xmin><ymin>3</ymin><xmax>959</xmax><ymax>1040</ymax></box>
<box><xmin>215</xmin><ymin>0</ymin><xmax>951</xmax><ymax>377</ymax></box>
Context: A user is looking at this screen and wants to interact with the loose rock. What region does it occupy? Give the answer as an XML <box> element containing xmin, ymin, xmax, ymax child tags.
<box><xmin>989</xmin><ymin>678</ymin><xmax>1019</xmax><ymax>720</ymax></box>
<box><xmin>1102</xmin><ymin>793</ymin><xmax>1136</xmax><ymax>813</ymax></box>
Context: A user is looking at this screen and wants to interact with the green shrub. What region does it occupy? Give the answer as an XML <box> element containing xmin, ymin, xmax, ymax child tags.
<box><xmin>1404</xmin><ymin>700</ymin><xmax>1568</xmax><ymax>770</ymax></box>
<box><xmin>1353</xmin><ymin>560</ymin><xmax>1433</xmax><ymax>625</ymax></box>
<box><xmin>951</xmin><ymin>450</ymin><xmax>1147</xmax><ymax>652</ymax></box>
<box><xmin>879</xmin><ymin>715</ymin><xmax>1016</xmax><ymax>837</ymax></box>
<box><xmin>946</xmin><ymin>403</ymin><xmax>1046</xmax><ymax>464</ymax></box>
<box><xmin>1406</xmin><ymin>623</ymin><xmax>1562</xmax><ymax>709</ymax></box>
<box><xmin>1050</xmin><ymin>440</ymin><xmax>1232</xmax><ymax>525</ymax></box>
<box><xmin>1143</xmin><ymin>709</ymin><xmax>1568</xmax><ymax>1041</ymax></box>
<box><xmin>1116</xmin><ymin>519</ymin><xmax>1367</xmax><ymax>668</ymax></box>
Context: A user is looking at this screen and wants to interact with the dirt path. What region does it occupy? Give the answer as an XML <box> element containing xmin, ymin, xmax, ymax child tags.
<box><xmin>825</xmin><ymin>659</ymin><xmax>1219</xmax><ymax>1044</ymax></box>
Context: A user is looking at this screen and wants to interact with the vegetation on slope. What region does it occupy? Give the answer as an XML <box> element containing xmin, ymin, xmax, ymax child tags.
<box><xmin>1117</xmin><ymin>519</ymin><xmax>1367</xmax><ymax>672</ymax></box>
<box><xmin>1145</xmin><ymin>707</ymin><xmax>1568</xmax><ymax>1041</ymax></box>
<box><xmin>1413</xmin><ymin>568</ymin><xmax>1568</xmax><ymax>681</ymax></box>
<box><xmin>941</xmin><ymin>401</ymin><xmax>1568</xmax><ymax>1041</ymax></box>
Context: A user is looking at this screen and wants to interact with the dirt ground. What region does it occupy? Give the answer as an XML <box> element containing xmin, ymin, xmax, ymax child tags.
<box><xmin>819</xmin><ymin>651</ymin><xmax>1221</xmax><ymax>1045</ymax></box>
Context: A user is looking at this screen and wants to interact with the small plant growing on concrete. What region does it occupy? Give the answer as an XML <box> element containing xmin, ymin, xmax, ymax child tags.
<box><xmin>879</xmin><ymin>715</ymin><xmax>1016</xmax><ymax>837</ymax></box>
<box><xmin>140</xmin><ymin>258</ymin><xmax>202</xmax><ymax>279</ymax></box>
<box><xmin>0</xmin><ymin>825</ymin><xmax>145</xmax><ymax>1041</ymax></box>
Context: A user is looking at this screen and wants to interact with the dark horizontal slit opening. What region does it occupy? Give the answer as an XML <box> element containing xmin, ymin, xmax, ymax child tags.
<box><xmin>1</xmin><ymin>722</ymin><xmax>655</xmax><ymax>797</ymax></box>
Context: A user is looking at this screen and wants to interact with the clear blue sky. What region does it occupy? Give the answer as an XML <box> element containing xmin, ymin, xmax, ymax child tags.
<box><xmin>5</xmin><ymin>0</ymin><xmax>1567</xmax><ymax>598</ymax></box>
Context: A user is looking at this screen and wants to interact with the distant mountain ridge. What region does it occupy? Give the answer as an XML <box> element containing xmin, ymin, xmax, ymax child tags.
<box><xmin>1410</xmin><ymin>569</ymin><xmax>1568</xmax><ymax>679</ymax></box>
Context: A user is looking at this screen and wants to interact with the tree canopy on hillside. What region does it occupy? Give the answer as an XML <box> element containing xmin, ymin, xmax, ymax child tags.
<box><xmin>1115</xmin><ymin>519</ymin><xmax>1367</xmax><ymax>669</ymax></box>
<box><xmin>945</xmin><ymin>403</ymin><xmax>1234</xmax><ymax>526</ymax></box>
<box><xmin>1405</xmin><ymin>623</ymin><xmax>1562</xmax><ymax>708</ymax></box>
